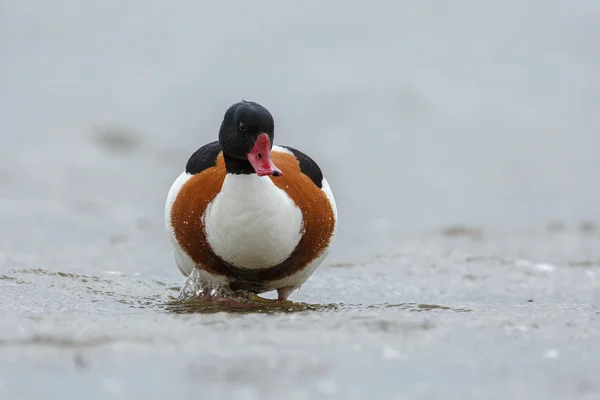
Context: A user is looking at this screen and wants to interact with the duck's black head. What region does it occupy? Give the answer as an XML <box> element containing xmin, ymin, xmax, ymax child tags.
<box><xmin>218</xmin><ymin>101</ymin><xmax>282</xmax><ymax>177</ymax></box>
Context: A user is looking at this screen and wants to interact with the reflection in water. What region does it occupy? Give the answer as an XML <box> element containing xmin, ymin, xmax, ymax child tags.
<box><xmin>162</xmin><ymin>298</ymin><xmax>341</xmax><ymax>315</ymax></box>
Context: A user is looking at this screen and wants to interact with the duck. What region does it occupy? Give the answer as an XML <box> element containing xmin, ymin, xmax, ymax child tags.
<box><xmin>164</xmin><ymin>100</ymin><xmax>337</xmax><ymax>301</ymax></box>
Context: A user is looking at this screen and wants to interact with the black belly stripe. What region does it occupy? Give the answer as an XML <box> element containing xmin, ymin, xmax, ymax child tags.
<box><xmin>203</xmin><ymin>234</ymin><xmax>312</xmax><ymax>292</ymax></box>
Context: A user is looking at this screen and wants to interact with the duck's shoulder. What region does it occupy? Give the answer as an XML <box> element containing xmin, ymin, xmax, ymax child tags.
<box><xmin>273</xmin><ymin>145</ymin><xmax>324</xmax><ymax>189</ymax></box>
<box><xmin>185</xmin><ymin>141</ymin><xmax>222</xmax><ymax>175</ymax></box>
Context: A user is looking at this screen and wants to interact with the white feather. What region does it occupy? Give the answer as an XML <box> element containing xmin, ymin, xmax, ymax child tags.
<box><xmin>272</xmin><ymin>145</ymin><xmax>294</xmax><ymax>156</ymax></box>
<box><xmin>204</xmin><ymin>173</ymin><xmax>303</xmax><ymax>269</ymax></box>
<box><xmin>321</xmin><ymin>177</ymin><xmax>338</xmax><ymax>228</ymax></box>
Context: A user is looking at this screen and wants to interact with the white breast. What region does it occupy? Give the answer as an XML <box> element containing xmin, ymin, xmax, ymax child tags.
<box><xmin>203</xmin><ymin>174</ymin><xmax>303</xmax><ymax>269</ymax></box>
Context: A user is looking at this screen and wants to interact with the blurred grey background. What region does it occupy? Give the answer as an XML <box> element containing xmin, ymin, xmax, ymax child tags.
<box><xmin>1</xmin><ymin>0</ymin><xmax>599</xmax><ymax>264</ymax></box>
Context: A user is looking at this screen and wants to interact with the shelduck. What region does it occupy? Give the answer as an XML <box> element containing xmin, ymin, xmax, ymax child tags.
<box><xmin>165</xmin><ymin>101</ymin><xmax>337</xmax><ymax>301</ymax></box>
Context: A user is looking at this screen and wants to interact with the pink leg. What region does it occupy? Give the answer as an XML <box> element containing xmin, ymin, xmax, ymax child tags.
<box><xmin>277</xmin><ymin>286</ymin><xmax>295</xmax><ymax>301</ymax></box>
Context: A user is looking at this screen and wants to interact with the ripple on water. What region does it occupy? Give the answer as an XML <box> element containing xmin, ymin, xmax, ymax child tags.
<box><xmin>366</xmin><ymin>303</ymin><xmax>472</xmax><ymax>313</ymax></box>
<box><xmin>7</xmin><ymin>268</ymin><xmax>114</xmax><ymax>284</ymax></box>
<box><xmin>0</xmin><ymin>335</ymin><xmax>156</xmax><ymax>349</ymax></box>
<box><xmin>0</xmin><ymin>268</ymin><xmax>179</xmax><ymax>314</ymax></box>
<box><xmin>0</xmin><ymin>275</ymin><xmax>26</xmax><ymax>284</ymax></box>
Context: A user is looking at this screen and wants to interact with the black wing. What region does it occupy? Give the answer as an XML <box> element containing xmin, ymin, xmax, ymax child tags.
<box><xmin>185</xmin><ymin>141</ymin><xmax>222</xmax><ymax>175</ymax></box>
<box><xmin>281</xmin><ymin>146</ymin><xmax>324</xmax><ymax>189</ymax></box>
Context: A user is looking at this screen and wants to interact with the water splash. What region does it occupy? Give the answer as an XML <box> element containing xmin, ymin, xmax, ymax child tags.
<box><xmin>178</xmin><ymin>268</ymin><xmax>250</xmax><ymax>302</ymax></box>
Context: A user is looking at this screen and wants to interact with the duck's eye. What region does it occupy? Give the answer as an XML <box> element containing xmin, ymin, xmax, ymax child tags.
<box><xmin>238</xmin><ymin>121</ymin><xmax>247</xmax><ymax>131</ymax></box>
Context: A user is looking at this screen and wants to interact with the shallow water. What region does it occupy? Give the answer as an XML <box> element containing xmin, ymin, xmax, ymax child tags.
<box><xmin>1</xmin><ymin>0</ymin><xmax>600</xmax><ymax>399</ymax></box>
<box><xmin>1</xmin><ymin>228</ymin><xmax>599</xmax><ymax>399</ymax></box>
